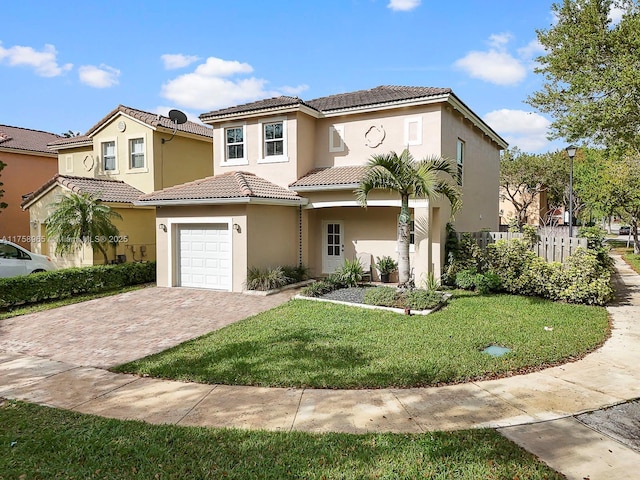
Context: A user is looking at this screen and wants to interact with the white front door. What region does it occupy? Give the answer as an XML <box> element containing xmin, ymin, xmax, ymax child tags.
<box><xmin>178</xmin><ymin>224</ymin><xmax>231</xmax><ymax>290</ymax></box>
<box><xmin>322</xmin><ymin>221</ymin><xmax>344</xmax><ymax>273</ymax></box>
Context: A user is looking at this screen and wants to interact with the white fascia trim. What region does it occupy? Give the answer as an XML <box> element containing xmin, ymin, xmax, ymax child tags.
<box><xmin>202</xmin><ymin>104</ymin><xmax>320</xmax><ymax>125</ymax></box>
<box><xmin>290</xmin><ymin>184</ymin><xmax>360</xmax><ymax>193</ymax></box>
<box><xmin>135</xmin><ymin>197</ymin><xmax>307</xmax><ymax>207</ymax></box>
<box><xmin>166</xmin><ymin>216</ymin><xmax>234</xmax><ymax>291</ymax></box>
<box><xmin>21</xmin><ymin>182</ymin><xmax>70</xmax><ymax>210</ymax></box>
<box><xmin>446</xmin><ymin>96</ymin><xmax>509</xmax><ymax>149</ymax></box>
<box><xmin>306</xmin><ymin>199</ymin><xmax>429</xmax><ymax>209</ymax></box>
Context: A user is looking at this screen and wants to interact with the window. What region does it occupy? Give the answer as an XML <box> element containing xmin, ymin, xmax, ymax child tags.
<box><xmin>102</xmin><ymin>141</ymin><xmax>116</xmax><ymax>171</ymax></box>
<box><xmin>404</xmin><ymin>116</ymin><xmax>422</xmax><ymax>146</ymax></box>
<box><xmin>129</xmin><ymin>138</ymin><xmax>145</xmax><ymax>169</ymax></box>
<box><xmin>225</xmin><ymin>126</ymin><xmax>244</xmax><ymax>160</ymax></box>
<box><xmin>456</xmin><ymin>139</ymin><xmax>464</xmax><ymax>186</ymax></box>
<box><xmin>258</xmin><ymin>117</ymin><xmax>287</xmax><ymax>163</ymax></box>
<box><xmin>264</xmin><ymin>121</ymin><xmax>284</xmax><ymax>156</ymax></box>
<box><xmin>329</xmin><ymin>125</ymin><xmax>344</xmax><ymax>152</ymax></box>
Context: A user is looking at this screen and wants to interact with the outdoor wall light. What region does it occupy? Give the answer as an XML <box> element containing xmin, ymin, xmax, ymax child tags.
<box><xmin>158</xmin><ymin>223</ymin><xmax>167</xmax><ymax>232</ymax></box>
<box><xmin>233</xmin><ymin>223</ymin><xmax>241</xmax><ymax>233</ymax></box>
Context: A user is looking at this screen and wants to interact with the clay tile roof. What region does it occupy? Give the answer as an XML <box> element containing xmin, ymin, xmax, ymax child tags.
<box><xmin>0</xmin><ymin>125</ymin><xmax>61</xmax><ymax>154</ymax></box>
<box><xmin>85</xmin><ymin>105</ymin><xmax>213</xmax><ymax>139</ymax></box>
<box><xmin>48</xmin><ymin>134</ymin><xmax>92</xmax><ymax>149</ymax></box>
<box><xmin>21</xmin><ymin>174</ymin><xmax>145</xmax><ymax>208</ymax></box>
<box><xmin>199</xmin><ymin>96</ymin><xmax>315</xmax><ymax>121</ymax></box>
<box><xmin>306</xmin><ymin>85</ymin><xmax>452</xmax><ymax>112</ymax></box>
<box><xmin>289</xmin><ymin>166</ymin><xmax>369</xmax><ymax>189</ymax></box>
<box><xmin>138</xmin><ymin>171</ymin><xmax>303</xmax><ymax>203</ymax></box>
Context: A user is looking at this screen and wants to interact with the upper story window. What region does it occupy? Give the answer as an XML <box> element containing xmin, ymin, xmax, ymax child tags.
<box><xmin>264</xmin><ymin>122</ymin><xmax>284</xmax><ymax>156</ymax></box>
<box><xmin>129</xmin><ymin>138</ymin><xmax>145</xmax><ymax>169</ymax></box>
<box><xmin>329</xmin><ymin>125</ymin><xmax>345</xmax><ymax>153</ymax></box>
<box><xmin>456</xmin><ymin>139</ymin><xmax>465</xmax><ymax>186</ymax></box>
<box><xmin>404</xmin><ymin>116</ymin><xmax>422</xmax><ymax>146</ymax></box>
<box><xmin>102</xmin><ymin>141</ymin><xmax>116</xmax><ymax>171</ymax></box>
<box><xmin>258</xmin><ymin>117</ymin><xmax>288</xmax><ymax>163</ymax></box>
<box><xmin>226</xmin><ymin>126</ymin><xmax>244</xmax><ymax>160</ymax></box>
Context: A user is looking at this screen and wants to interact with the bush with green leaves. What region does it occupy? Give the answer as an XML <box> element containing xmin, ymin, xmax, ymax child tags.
<box><xmin>475</xmin><ymin>272</ymin><xmax>503</xmax><ymax>294</ymax></box>
<box><xmin>577</xmin><ymin>226</ymin><xmax>613</xmax><ymax>270</ymax></box>
<box><xmin>363</xmin><ymin>286</ymin><xmax>398</xmax><ymax>307</ymax></box>
<box><xmin>300</xmin><ymin>280</ymin><xmax>334</xmax><ymax>297</ymax></box>
<box><xmin>336</xmin><ymin>258</ymin><xmax>364</xmax><ymax>287</ymax></box>
<box><xmin>0</xmin><ymin>262</ymin><xmax>156</xmax><ymax>309</ymax></box>
<box><xmin>403</xmin><ymin>289</ymin><xmax>445</xmax><ymax>310</ymax></box>
<box><xmin>454</xmin><ymin>269</ymin><xmax>478</xmax><ymax>290</ymax></box>
<box><xmin>246</xmin><ymin>265</ymin><xmax>310</xmax><ymax>291</ymax></box>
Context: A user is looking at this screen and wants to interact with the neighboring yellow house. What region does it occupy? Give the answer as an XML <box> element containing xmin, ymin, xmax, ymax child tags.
<box><xmin>22</xmin><ymin>105</ymin><xmax>213</xmax><ymax>267</ymax></box>
<box><xmin>138</xmin><ymin>86</ymin><xmax>507</xmax><ymax>292</ymax></box>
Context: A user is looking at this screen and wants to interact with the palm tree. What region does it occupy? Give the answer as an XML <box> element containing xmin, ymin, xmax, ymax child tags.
<box><xmin>355</xmin><ymin>149</ymin><xmax>461</xmax><ymax>286</ymax></box>
<box><xmin>46</xmin><ymin>192</ymin><xmax>123</xmax><ymax>264</ymax></box>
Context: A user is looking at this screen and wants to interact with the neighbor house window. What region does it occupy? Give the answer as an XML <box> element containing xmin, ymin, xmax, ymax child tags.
<box><xmin>264</xmin><ymin>121</ymin><xmax>284</xmax><ymax>156</ymax></box>
<box><xmin>129</xmin><ymin>138</ymin><xmax>145</xmax><ymax>169</ymax></box>
<box><xmin>225</xmin><ymin>126</ymin><xmax>244</xmax><ymax>160</ymax></box>
<box><xmin>102</xmin><ymin>141</ymin><xmax>116</xmax><ymax>171</ymax></box>
<box><xmin>456</xmin><ymin>139</ymin><xmax>464</xmax><ymax>186</ymax></box>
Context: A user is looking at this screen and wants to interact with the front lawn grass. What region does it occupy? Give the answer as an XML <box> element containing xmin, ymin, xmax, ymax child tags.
<box><xmin>114</xmin><ymin>292</ymin><xmax>609</xmax><ymax>389</ymax></box>
<box><xmin>623</xmin><ymin>252</ymin><xmax>640</xmax><ymax>274</ymax></box>
<box><xmin>0</xmin><ymin>400</ymin><xmax>563</xmax><ymax>479</ymax></box>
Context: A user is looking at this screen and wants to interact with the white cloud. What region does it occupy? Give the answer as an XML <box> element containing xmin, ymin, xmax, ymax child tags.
<box><xmin>161</xmin><ymin>53</ymin><xmax>200</xmax><ymax>70</ymax></box>
<box><xmin>78</xmin><ymin>64</ymin><xmax>120</xmax><ymax>88</ymax></box>
<box><xmin>454</xmin><ymin>33</ymin><xmax>531</xmax><ymax>86</ymax></box>
<box><xmin>0</xmin><ymin>42</ymin><xmax>72</xmax><ymax>77</ymax></box>
<box><xmin>387</xmin><ymin>0</ymin><xmax>421</xmax><ymax>12</ymax></box>
<box><xmin>517</xmin><ymin>39</ymin><xmax>545</xmax><ymax>61</ymax></box>
<box><xmin>609</xmin><ymin>5</ymin><xmax>625</xmax><ymax>24</ymax></box>
<box><xmin>161</xmin><ymin>56</ymin><xmax>308</xmax><ymax>110</ymax></box>
<box><xmin>484</xmin><ymin>109</ymin><xmax>552</xmax><ymax>152</ymax></box>
<box><xmin>279</xmin><ymin>84</ymin><xmax>310</xmax><ymax>96</ymax></box>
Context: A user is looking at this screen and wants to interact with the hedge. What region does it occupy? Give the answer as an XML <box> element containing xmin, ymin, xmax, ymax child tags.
<box><xmin>0</xmin><ymin>262</ymin><xmax>156</xmax><ymax>309</ymax></box>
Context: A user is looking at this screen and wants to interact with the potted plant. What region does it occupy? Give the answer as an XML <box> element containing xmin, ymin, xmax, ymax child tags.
<box><xmin>375</xmin><ymin>255</ymin><xmax>398</xmax><ymax>283</ymax></box>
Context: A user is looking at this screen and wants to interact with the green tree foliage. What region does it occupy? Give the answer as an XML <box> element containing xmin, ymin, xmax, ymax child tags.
<box><xmin>606</xmin><ymin>155</ymin><xmax>640</xmax><ymax>253</ymax></box>
<box><xmin>528</xmin><ymin>0</ymin><xmax>640</xmax><ymax>152</ymax></box>
<box><xmin>45</xmin><ymin>192</ymin><xmax>123</xmax><ymax>264</ymax></box>
<box><xmin>0</xmin><ymin>160</ymin><xmax>7</xmax><ymax>212</ymax></box>
<box><xmin>355</xmin><ymin>149</ymin><xmax>461</xmax><ymax>286</ymax></box>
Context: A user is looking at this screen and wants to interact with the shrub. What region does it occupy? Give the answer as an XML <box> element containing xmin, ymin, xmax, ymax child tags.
<box><xmin>0</xmin><ymin>262</ymin><xmax>156</xmax><ymax>309</ymax></box>
<box><xmin>281</xmin><ymin>265</ymin><xmax>310</xmax><ymax>283</ymax></box>
<box><xmin>245</xmin><ymin>266</ymin><xmax>289</xmax><ymax>291</ymax></box>
<box><xmin>403</xmin><ymin>289</ymin><xmax>445</xmax><ymax>310</ymax></box>
<box><xmin>300</xmin><ymin>280</ymin><xmax>335</xmax><ymax>297</ymax></box>
<box><xmin>337</xmin><ymin>258</ymin><xmax>363</xmax><ymax>287</ymax></box>
<box><xmin>548</xmin><ymin>248</ymin><xmax>613</xmax><ymax>305</ymax></box>
<box><xmin>454</xmin><ymin>269</ymin><xmax>478</xmax><ymax>290</ymax></box>
<box><xmin>375</xmin><ymin>255</ymin><xmax>398</xmax><ymax>275</ymax></box>
<box><xmin>475</xmin><ymin>272</ymin><xmax>503</xmax><ymax>294</ymax></box>
<box><xmin>421</xmin><ymin>271</ymin><xmax>441</xmax><ymax>291</ymax></box>
<box><xmin>363</xmin><ymin>286</ymin><xmax>398</xmax><ymax>307</ymax></box>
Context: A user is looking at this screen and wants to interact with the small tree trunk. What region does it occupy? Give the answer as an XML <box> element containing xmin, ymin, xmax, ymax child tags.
<box><xmin>397</xmin><ymin>195</ymin><xmax>411</xmax><ymax>286</ymax></box>
<box><xmin>96</xmin><ymin>243</ymin><xmax>109</xmax><ymax>265</ymax></box>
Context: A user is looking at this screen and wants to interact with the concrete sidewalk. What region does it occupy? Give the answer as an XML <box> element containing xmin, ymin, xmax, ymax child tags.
<box><xmin>1</xmin><ymin>255</ymin><xmax>639</xmax><ymax>479</ymax></box>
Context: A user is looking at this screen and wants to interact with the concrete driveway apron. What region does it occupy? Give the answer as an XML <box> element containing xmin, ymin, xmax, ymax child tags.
<box><xmin>0</xmin><ymin>286</ymin><xmax>295</xmax><ymax>368</ymax></box>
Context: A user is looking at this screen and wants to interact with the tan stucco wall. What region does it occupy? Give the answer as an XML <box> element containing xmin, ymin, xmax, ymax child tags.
<box><xmin>0</xmin><ymin>150</ymin><xmax>57</xmax><ymax>249</ymax></box>
<box><xmin>152</xmin><ymin>132</ymin><xmax>213</xmax><ymax>190</ymax></box>
<box><xmin>57</xmin><ymin>145</ymin><xmax>94</xmax><ymax>177</ymax></box>
<box><xmin>246</xmin><ymin>204</ymin><xmax>299</xmax><ymax>270</ymax></box>
<box><xmin>440</xmin><ymin>106</ymin><xmax>500</xmax><ymax>233</ymax></box>
<box><xmin>27</xmin><ymin>185</ymin><xmax>155</xmax><ymax>268</ymax></box>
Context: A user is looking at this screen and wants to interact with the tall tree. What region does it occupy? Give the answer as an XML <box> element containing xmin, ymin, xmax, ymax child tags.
<box><xmin>605</xmin><ymin>155</ymin><xmax>640</xmax><ymax>253</ymax></box>
<box><xmin>0</xmin><ymin>160</ymin><xmax>7</xmax><ymax>213</ymax></box>
<box><xmin>355</xmin><ymin>149</ymin><xmax>461</xmax><ymax>286</ymax></box>
<box><xmin>46</xmin><ymin>192</ymin><xmax>123</xmax><ymax>264</ymax></box>
<box><xmin>528</xmin><ymin>0</ymin><xmax>640</xmax><ymax>153</ymax></box>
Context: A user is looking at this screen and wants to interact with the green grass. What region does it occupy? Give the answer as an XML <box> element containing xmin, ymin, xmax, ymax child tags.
<box><xmin>0</xmin><ymin>284</ymin><xmax>153</xmax><ymax>321</ymax></box>
<box><xmin>623</xmin><ymin>252</ymin><xmax>640</xmax><ymax>273</ymax></box>
<box><xmin>114</xmin><ymin>292</ymin><xmax>610</xmax><ymax>389</ymax></box>
<box><xmin>0</xmin><ymin>400</ymin><xmax>563</xmax><ymax>479</ymax></box>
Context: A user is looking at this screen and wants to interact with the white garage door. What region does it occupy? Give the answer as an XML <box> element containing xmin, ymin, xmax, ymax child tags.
<box><xmin>178</xmin><ymin>224</ymin><xmax>231</xmax><ymax>290</ymax></box>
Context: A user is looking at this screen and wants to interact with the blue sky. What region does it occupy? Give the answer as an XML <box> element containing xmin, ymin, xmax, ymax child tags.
<box><xmin>0</xmin><ymin>1</ymin><xmax>624</xmax><ymax>153</ymax></box>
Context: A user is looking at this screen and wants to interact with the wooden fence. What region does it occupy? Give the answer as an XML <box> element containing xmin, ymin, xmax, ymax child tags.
<box><xmin>461</xmin><ymin>232</ymin><xmax>588</xmax><ymax>263</ymax></box>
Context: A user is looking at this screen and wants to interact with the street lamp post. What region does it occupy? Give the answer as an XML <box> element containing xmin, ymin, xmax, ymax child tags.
<box><xmin>565</xmin><ymin>145</ymin><xmax>577</xmax><ymax>237</ymax></box>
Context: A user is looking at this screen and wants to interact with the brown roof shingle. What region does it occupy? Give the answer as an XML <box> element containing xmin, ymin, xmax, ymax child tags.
<box><xmin>138</xmin><ymin>171</ymin><xmax>303</xmax><ymax>203</ymax></box>
<box><xmin>48</xmin><ymin>135</ymin><xmax>92</xmax><ymax>149</ymax></box>
<box><xmin>199</xmin><ymin>96</ymin><xmax>315</xmax><ymax>121</ymax></box>
<box><xmin>289</xmin><ymin>166</ymin><xmax>369</xmax><ymax>190</ymax></box>
<box><xmin>0</xmin><ymin>125</ymin><xmax>61</xmax><ymax>154</ymax></box>
<box><xmin>86</xmin><ymin>105</ymin><xmax>213</xmax><ymax>139</ymax></box>
<box><xmin>22</xmin><ymin>174</ymin><xmax>145</xmax><ymax>208</ymax></box>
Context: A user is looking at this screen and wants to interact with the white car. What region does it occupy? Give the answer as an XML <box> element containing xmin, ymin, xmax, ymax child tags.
<box><xmin>0</xmin><ymin>240</ymin><xmax>56</xmax><ymax>278</ymax></box>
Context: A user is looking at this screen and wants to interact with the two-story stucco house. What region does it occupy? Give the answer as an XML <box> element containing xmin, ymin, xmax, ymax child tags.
<box><xmin>22</xmin><ymin>105</ymin><xmax>213</xmax><ymax>267</ymax></box>
<box><xmin>0</xmin><ymin>125</ymin><xmax>60</xmax><ymax>249</ymax></box>
<box><xmin>137</xmin><ymin>86</ymin><xmax>507</xmax><ymax>292</ymax></box>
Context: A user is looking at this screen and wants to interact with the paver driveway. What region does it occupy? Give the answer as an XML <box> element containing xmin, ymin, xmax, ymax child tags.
<box><xmin>0</xmin><ymin>286</ymin><xmax>295</xmax><ymax>368</ymax></box>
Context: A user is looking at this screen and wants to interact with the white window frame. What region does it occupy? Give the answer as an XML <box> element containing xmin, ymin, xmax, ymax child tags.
<box><xmin>128</xmin><ymin>136</ymin><xmax>146</xmax><ymax>171</ymax></box>
<box><xmin>456</xmin><ymin>139</ymin><xmax>465</xmax><ymax>186</ymax></box>
<box><xmin>329</xmin><ymin>124</ymin><xmax>345</xmax><ymax>153</ymax></box>
<box><xmin>101</xmin><ymin>139</ymin><xmax>118</xmax><ymax>173</ymax></box>
<box><xmin>258</xmin><ymin>117</ymin><xmax>288</xmax><ymax>164</ymax></box>
<box><xmin>404</xmin><ymin>116</ymin><xmax>423</xmax><ymax>146</ymax></box>
<box><xmin>219</xmin><ymin>123</ymin><xmax>247</xmax><ymax>166</ymax></box>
